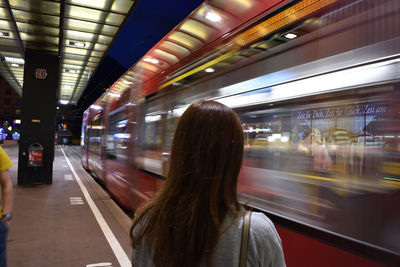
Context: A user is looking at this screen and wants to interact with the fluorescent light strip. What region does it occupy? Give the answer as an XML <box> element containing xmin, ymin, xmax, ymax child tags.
<box><xmin>4</xmin><ymin>57</ymin><xmax>25</xmax><ymax>64</ymax></box>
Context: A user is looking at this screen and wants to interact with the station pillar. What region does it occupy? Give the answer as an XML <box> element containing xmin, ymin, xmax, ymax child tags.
<box><xmin>17</xmin><ymin>50</ymin><xmax>59</xmax><ymax>185</ymax></box>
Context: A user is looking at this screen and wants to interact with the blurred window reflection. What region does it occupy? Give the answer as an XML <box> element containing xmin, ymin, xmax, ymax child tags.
<box><xmin>88</xmin><ymin>116</ymin><xmax>103</xmax><ymax>154</ymax></box>
<box><xmin>236</xmin><ymin>89</ymin><xmax>400</xmax><ymax>252</ymax></box>
<box><xmin>107</xmin><ymin>109</ymin><xmax>129</xmax><ymax>162</ymax></box>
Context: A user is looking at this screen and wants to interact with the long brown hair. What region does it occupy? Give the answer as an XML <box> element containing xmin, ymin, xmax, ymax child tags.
<box><xmin>131</xmin><ymin>100</ymin><xmax>244</xmax><ymax>267</ymax></box>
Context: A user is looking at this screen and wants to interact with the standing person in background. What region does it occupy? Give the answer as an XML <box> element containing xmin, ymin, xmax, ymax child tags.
<box><xmin>131</xmin><ymin>100</ymin><xmax>285</xmax><ymax>267</ymax></box>
<box><xmin>0</xmin><ymin>146</ymin><xmax>13</xmax><ymax>267</ymax></box>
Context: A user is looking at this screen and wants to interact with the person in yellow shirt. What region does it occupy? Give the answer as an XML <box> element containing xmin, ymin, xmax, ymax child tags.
<box><xmin>0</xmin><ymin>146</ymin><xmax>13</xmax><ymax>267</ymax></box>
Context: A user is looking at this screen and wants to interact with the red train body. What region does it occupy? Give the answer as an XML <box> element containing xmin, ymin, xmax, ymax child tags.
<box><xmin>82</xmin><ymin>0</ymin><xmax>400</xmax><ymax>265</ymax></box>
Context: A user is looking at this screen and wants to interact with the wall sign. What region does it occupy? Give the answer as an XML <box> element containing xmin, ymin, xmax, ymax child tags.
<box><xmin>35</xmin><ymin>68</ymin><xmax>47</xmax><ymax>79</ymax></box>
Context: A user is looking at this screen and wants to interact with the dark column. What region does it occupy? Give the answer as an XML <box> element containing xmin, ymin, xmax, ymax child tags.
<box><xmin>18</xmin><ymin>50</ymin><xmax>59</xmax><ymax>185</ymax></box>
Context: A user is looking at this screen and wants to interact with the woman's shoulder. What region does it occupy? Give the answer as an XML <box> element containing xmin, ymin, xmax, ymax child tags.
<box><xmin>249</xmin><ymin>211</ymin><xmax>282</xmax><ymax>246</ymax></box>
<box><xmin>250</xmin><ymin>211</ymin><xmax>276</xmax><ymax>230</ymax></box>
<box><xmin>247</xmin><ymin>211</ymin><xmax>286</xmax><ymax>267</ymax></box>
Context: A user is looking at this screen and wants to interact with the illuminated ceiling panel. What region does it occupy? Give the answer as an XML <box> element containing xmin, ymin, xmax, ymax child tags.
<box><xmin>0</xmin><ymin>0</ymin><xmax>136</xmax><ymax>104</ymax></box>
<box><xmin>0</xmin><ymin>19</ymin><xmax>10</xmax><ymax>29</ymax></box>
<box><xmin>66</xmin><ymin>6</ymin><xmax>103</xmax><ymax>22</ymax></box>
<box><xmin>20</xmin><ymin>33</ymin><xmax>59</xmax><ymax>44</ymax></box>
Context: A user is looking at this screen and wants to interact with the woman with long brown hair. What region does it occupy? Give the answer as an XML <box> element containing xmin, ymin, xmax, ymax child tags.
<box><xmin>131</xmin><ymin>100</ymin><xmax>285</xmax><ymax>267</ymax></box>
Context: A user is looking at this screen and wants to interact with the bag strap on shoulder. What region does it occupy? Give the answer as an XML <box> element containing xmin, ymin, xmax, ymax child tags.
<box><xmin>239</xmin><ymin>210</ymin><xmax>251</xmax><ymax>267</ymax></box>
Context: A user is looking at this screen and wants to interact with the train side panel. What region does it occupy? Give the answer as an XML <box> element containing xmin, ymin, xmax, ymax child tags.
<box><xmin>82</xmin><ymin>0</ymin><xmax>400</xmax><ymax>265</ymax></box>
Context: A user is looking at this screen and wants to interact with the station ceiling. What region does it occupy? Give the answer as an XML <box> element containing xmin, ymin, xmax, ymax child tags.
<box><xmin>0</xmin><ymin>0</ymin><xmax>136</xmax><ymax>104</ymax></box>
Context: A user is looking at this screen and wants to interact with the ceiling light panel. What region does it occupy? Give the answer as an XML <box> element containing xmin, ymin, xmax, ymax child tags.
<box><xmin>20</xmin><ymin>33</ymin><xmax>59</xmax><ymax>44</ymax></box>
<box><xmin>111</xmin><ymin>0</ymin><xmax>135</xmax><ymax>13</ymax></box>
<box><xmin>91</xmin><ymin>50</ymin><xmax>105</xmax><ymax>58</ymax></box>
<box><xmin>0</xmin><ymin>0</ymin><xmax>136</xmax><ymax>101</ymax></box>
<box><xmin>66</xmin><ymin>5</ymin><xmax>103</xmax><ymax>22</ymax></box>
<box><xmin>94</xmin><ymin>43</ymin><xmax>107</xmax><ymax>51</ymax></box>
<box><xmin>63</xmin><ymin>53</ymin><xmax>87</xmax><ymax>61</ymax></box>
<box><xmin>60</xmin><ymin>90</ymin><xmax>74</xmax><ymax>96</ymax></box>
<box><xmin>101</xmin><ymin>25</ymin><xmax>119</xmax><ymax>36</ymax></box>
<box><xmin>62</xmin><ymin>79</ymin><xmax>77</xmax><ymax>84</ymax></box>
<box><xmin>16</xmin><ymin>22</ymin><xmax>59</xmax><ymax>36</ymax></box>
<box><xmin>66</xmin><ymin>18</ymin><xmax>99</xmax><ymax>32</ymax></box>
<box><xmin>63</xmin><ymin>64</ymin><xmax>82</xmax><ymax>71</ymax></box>
<box><xmin>12</xmin><ymin>10</ymin><xmax>59</xmax><ymax>27</ymax></box>
<box><xmin>0</xmin><ymin>7</ymin><xmax>7</xmax><ymax>18</ymax></box>
<box><xmin>98</xmin><ymin>35</ymin><xmax>113</xmax><ymax>44</ymax></box>
<box><xmin>10</xmin><ymin>0</ymin><xmax>61</xmax><ymax>15</ymax></box>
<box><xmin>63</xmin><ymin>70</ymin><xmax>79</xmax><ymax>76</ymax></box>
<box><xmin>0</xmin><ymin>19</ymin><xmax>11</xmax><ymax>29</ymax></box>
<box><xmin>65</xmin><ymin>47</ymin><xmax>89</xmax><ymax>56</ymax></box>
<box><xmin>63</xmin><ymin>59</ymin><xmax>85</xmax><ymax>65</ymax></box>
<box><xmin>27</xmin><ymin>43</ymin><xmax>58</xmax><ymax>52</ymax></box>
<box><xmin>106</xmin><ymin>13</ymin><xmax>125</xmax><ymax>26</ymax></box>
<box><xmin>69</xmin><ymin>0</ymin><xmax>108</xmax><ymax>10</ymax></box>
<box><xmin>2</xmin><ymin>52</ymin><xmax>22</xmax><ymax>60</ymax></box>
<box><xmin>0</xmin><ymin>38</ymin><xmax>17</xmax><ymax>48</ymax></box>
<box><xmin>88</xmin><ymin>57</ymin><xmax>100</xmax><ymax>63</ymax></box>
<box><xmin>65</xmin><ymin>30</ymin><xmax>96</xmax><ymax>42</ymax></box>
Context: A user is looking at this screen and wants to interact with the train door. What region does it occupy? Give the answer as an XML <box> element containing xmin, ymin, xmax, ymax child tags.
<box><xmin>105</xmin><ymin>105</ymin><xmax>132</xmax><ymax>209</ymax></box>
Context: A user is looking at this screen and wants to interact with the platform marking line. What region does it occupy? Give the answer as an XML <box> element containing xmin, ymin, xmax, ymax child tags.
<box><xmin>64</xmin><ymin>174</ymin><xmax>73</xmax><ymax>180</ymax></box>
<box><xmin>70</xmin><ymin>197</ymin><xmax>84</xmax><ymax>205</ymax></box>
<box><xmin>61</xmin><ymin>147</ymin><xmax>131</xmax><ymax>267</ymax></box>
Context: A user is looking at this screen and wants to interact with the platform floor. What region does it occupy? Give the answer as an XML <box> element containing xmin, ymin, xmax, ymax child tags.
<box><xmin>3</xmin><ymin>144</ymin><xmax>132</xmax><ymax>267</ymax></box>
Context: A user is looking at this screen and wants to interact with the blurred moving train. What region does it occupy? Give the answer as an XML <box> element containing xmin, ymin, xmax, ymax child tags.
<box><xmin>81</xmin><ymin>0</ymin><xmax>400</xmax><ymax>265</ymax></box>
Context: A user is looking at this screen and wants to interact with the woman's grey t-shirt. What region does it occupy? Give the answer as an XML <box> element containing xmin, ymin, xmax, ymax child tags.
<box><xmin>132</xmin><ymin>211</ymin><xmax>286</xmax><ymax>267</ymax></box>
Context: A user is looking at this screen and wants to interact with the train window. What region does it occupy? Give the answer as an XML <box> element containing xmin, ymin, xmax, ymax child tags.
<box><xmin>236</xmin><ymin>89</ymin><xmax>400</xmax><ymax>253</ymax></box>
<box><xmin>107</xmin><ymin>109</ymin><xmax>129</xmax><ymax>162</ymax></box>
<box><xmin>81</xmin><ymin>122</ymin><xmax>86</xmax><ymax>147</ymax></box>
<box><xmin>138</xmin><ymin>99</ymin><xmax>166</xmax><ymax>176</ymax></box>
<box><xmin>163</xmin><ymin>110</ymin><xmax>180</xmax><ymax>150</ymax></box>
<box><xmin>81</xmin><ymin>110</ymin><xmax>90</xmax><ymax>148</ymax></box>
<box><xmin>88</xmin><ymin>115</ymin><xmax>103</xmax><ymax>154</ymax></box>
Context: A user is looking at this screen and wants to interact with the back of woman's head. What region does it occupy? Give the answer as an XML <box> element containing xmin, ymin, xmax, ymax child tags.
<box><xmin>131</xmin><ymin>100</ymin><xmax>244</xmax><ymax>267</ymax></box>
<box><xmin>167</xmin><ymin>99</ymin><xmax>244</xmax><ymax>207</ymax></box>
